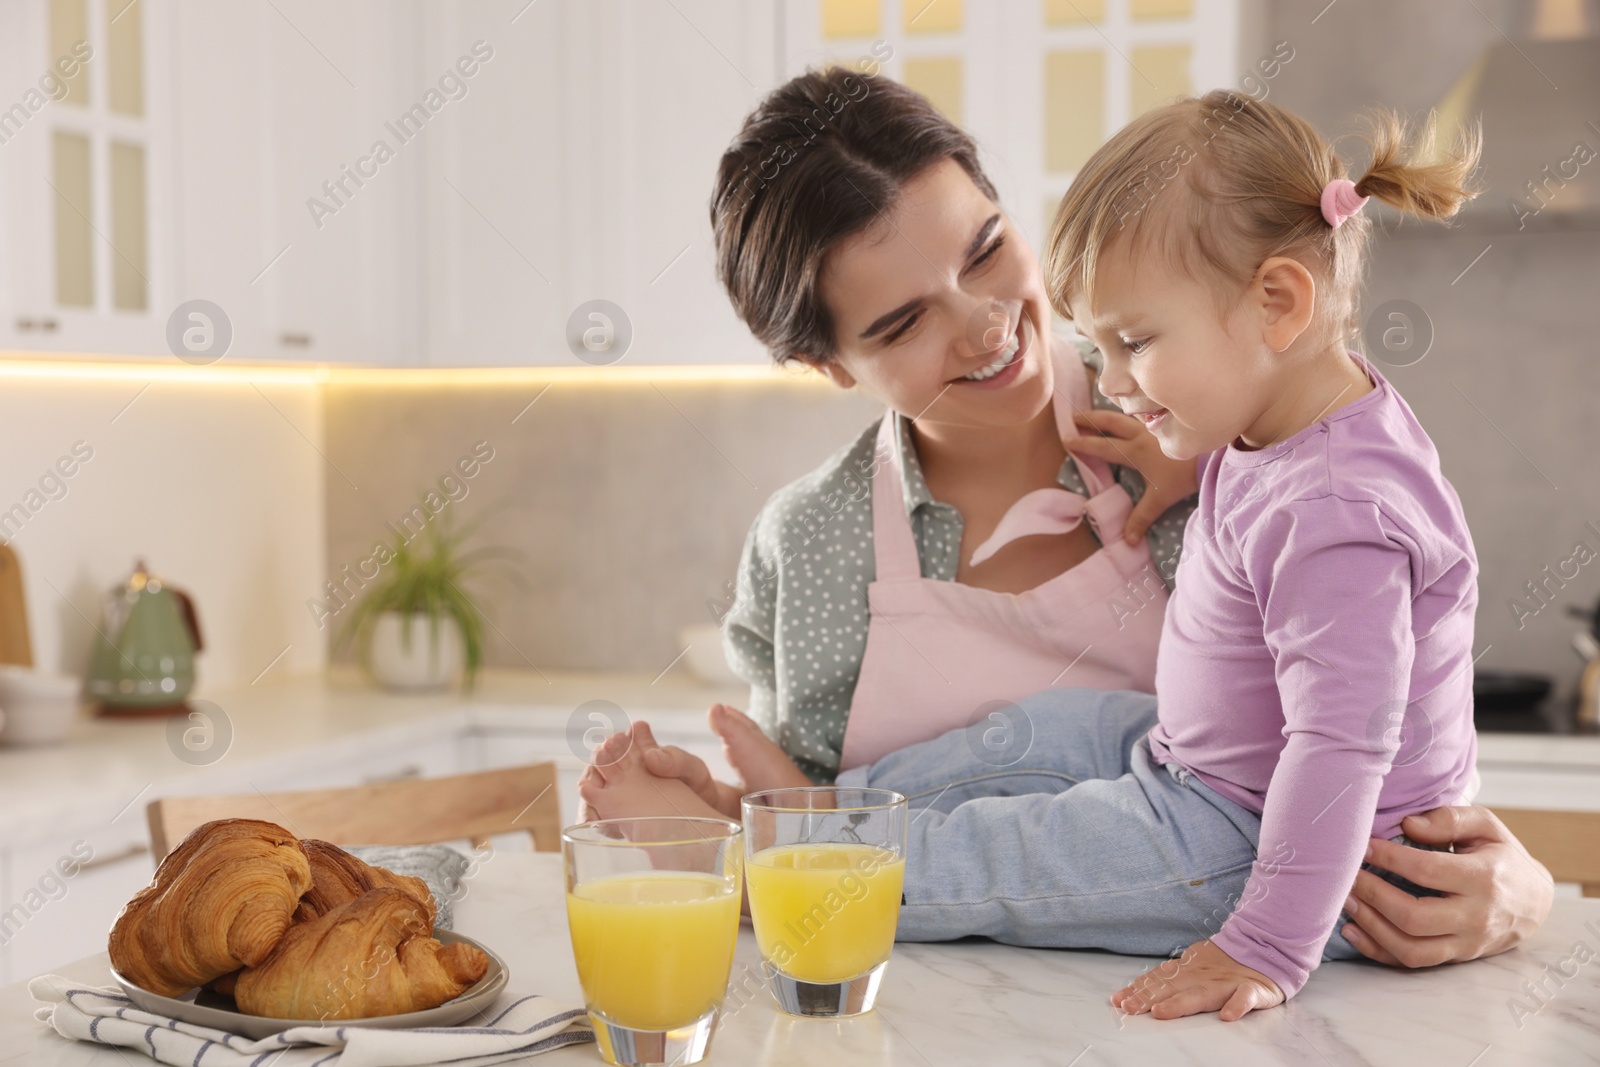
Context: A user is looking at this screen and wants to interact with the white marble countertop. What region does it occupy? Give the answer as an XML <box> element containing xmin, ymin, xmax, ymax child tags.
<box><xmin>0</xmin><ymin>667</ymin><xmax>743</xmax><ymax>843</ymax></box>
<box><xmin>6</xmin><ymin>852</ymin><xmax>1600</xmax><ymax>1066</ymax></box>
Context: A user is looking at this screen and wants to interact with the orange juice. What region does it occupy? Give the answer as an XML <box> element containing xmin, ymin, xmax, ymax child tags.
<box><xmin>746</xmin><ymin>842</ymin><xmax>905</xmax><ymax>983</ymax></box>
<box><xmin>566</xmin><ymin>871</ymin><xmax>740</xmax><ymax>1030</ymax></box>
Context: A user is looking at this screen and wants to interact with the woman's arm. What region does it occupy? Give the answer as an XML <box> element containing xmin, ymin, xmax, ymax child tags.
<box><xmin>1341</xmin><ymin>805</ymin><xmax>1555</xmax><ymax>967</ymax></box>
<box><xmin>722</xmin><ymin>519</ymin><xmax>781</xmax><ymax>730</ymax></box>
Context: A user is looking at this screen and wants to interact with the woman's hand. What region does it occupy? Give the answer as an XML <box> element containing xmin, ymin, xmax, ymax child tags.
<box><xmin>1112</xmin><ymin>939</ymin><xmax>1284</xmax><ymax>1022</ymax></box>
<box><xmin>1341</xmin><ymin>805</ymin><xmax>1555</xmax><ymax>967</ymax></box>
<box><xmin>1067</xmin><ymin>410</ymin><xmax>1198</xmax><ymax>544</ymax></box>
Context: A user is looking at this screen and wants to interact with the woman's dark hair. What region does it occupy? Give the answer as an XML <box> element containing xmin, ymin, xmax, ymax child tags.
<box><xmin>711</xmin><ymin>66</ymin><xmax>997</xmax><ymax>364</ymax></box>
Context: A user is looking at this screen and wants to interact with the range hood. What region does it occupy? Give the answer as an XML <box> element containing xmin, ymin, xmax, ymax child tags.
<box><xmin>1432</xmin><ymin>0</ymin><xmax>1600</xmax><ymax>230</ymax></box>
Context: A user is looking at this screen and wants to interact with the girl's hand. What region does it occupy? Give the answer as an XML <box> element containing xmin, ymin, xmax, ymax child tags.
<box><xmin>1068</xmin><ymin>410</ymin><xmax>1199</xmax><ymax>545</ymax></box>
<box><xmin>1112</xmin><ymin>939</ymin><xmax>1284</xmax><ymax>1022</ymax></box>
<box><xmin>1341</xmin><ymin>805</ymin><xmax>1555</xmax><ymax>967</ymax></box>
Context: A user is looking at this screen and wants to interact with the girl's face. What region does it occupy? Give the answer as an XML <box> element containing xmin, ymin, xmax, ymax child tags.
<box><xmin>813</xmin><ymin>160</ymin><xmax>1055</xmax><ymax>432</ymax></box>
<box><xmin>1073</xmin><ymin>241</ymin><xmax>1281</xmax><ymax>461</ymax></box>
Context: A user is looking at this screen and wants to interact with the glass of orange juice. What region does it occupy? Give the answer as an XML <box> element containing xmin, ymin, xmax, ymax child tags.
<box><xmin>741</xmin><ymin>787</ymin><xmax>908</xmax><ymax>1018</ymax></box>
<box><xmin>563</xmin><ymin>818</ymin><xmax>743</xmax><ymax>1066</ymax></box>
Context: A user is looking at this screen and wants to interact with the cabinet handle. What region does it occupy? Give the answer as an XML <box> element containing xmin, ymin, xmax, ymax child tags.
<box><xmin>279</xmin><ymin>332</ymin><xmax>313</xmax><ymax>348</ymax></box>
<box><xmin>15</xmin><ymin>318</ymin><xmax>34</xmax><ymax>332</ymax></box>
<box><xmin>76</xmin><ymin>842</ymin><xmax>150</xmax><ymax>872</ymax></box>
<box><xmin>40</xmin><ymin>318</ymin><xmax>58</xmax><ymax>332</ymax></box>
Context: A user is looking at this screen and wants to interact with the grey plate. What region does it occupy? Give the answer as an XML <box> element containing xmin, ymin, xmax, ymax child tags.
<box><xmin>111</xmin><ymin>930</ymin><xmax>510</xmax><ymax>1041</ymax></box>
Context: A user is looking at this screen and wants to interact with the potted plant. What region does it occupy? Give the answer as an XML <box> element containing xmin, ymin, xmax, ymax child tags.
<box><xmin>335</xmin><ymin>512</ymin><xmax>514</xmax><ymax>691</ymax></box>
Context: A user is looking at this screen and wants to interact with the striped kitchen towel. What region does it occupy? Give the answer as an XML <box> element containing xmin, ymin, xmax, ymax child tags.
<box><xmin>31</xmin><ymin>976</ymin><xmax>594</xmax><ymax>1066</ymax></box>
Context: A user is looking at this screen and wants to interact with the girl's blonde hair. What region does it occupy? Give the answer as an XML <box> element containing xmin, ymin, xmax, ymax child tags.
<box><xmin>1045</xmin><ymin>90</ymin><xmax>1482</xmax><ymax>348</ymax></box>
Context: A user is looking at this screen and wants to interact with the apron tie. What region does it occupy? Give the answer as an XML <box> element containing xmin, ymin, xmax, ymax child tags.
<box><xmin>968</xmin><ymin>487</ymin><xmax>1091</xmax><ymax>567</ymax></box>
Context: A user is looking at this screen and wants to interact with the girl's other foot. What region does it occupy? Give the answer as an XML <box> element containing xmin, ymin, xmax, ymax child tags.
<box><xmin>709</xmin><ymin>704</ymin><xmax>813</xmax><ymax>793</ymax></box>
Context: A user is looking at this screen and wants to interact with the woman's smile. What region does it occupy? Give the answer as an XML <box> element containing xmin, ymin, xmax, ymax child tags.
<box><xmin>951</xmin><ymin>318</ymin><xmax>1026</xmax><ymax>389</ymax></box>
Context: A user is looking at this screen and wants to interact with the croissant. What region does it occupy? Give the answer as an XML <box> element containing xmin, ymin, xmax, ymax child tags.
<box><xmin>109</xmin><ymin>819</ymin><xmax>312</xmax><ymax>997</ymax></box>
<box><xmin>234</xmin><ymin>887</ymin><xmax>489</xmax><ymax>1019</ymax></box>
<box><xmin>293</xmin><ymin>839</ymin><xmax>439</xmax><ymax>927</ymax></box>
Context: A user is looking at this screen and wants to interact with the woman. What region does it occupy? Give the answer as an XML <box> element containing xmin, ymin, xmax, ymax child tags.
<box><xmin>581</xmin><ymin>68</ymin><xmax>1552</xmax><ymax>969</ymax></box>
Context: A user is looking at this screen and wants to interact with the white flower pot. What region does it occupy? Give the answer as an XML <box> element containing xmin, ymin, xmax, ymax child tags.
<box><xmin>366</xmin><ymin>612</ymin><xmax>464</xmax><ymax>691</ymax></box>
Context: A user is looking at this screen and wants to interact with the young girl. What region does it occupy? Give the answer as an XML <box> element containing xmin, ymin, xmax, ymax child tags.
<box><xmin>584</xmin><ymin>86</ymin><xmax>1503</xmax><ymax>1018</ymax></box>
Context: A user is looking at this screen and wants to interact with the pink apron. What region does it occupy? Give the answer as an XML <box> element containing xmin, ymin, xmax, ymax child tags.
<box><xmin>838</xmin><ymin>342</ymin><xmax>1169</xmax><ymax>771</ymax></box>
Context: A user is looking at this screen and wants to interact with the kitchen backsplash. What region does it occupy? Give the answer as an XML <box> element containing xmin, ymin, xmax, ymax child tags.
<box><xmin>0</xmin><ymin>375</ymin><xmax>326</xmax><ymax>689</ymax></box>
<box><xmin>322</xmin><ymin>375</ymin><xmax>881</xmax><ymax>675</ymax></box>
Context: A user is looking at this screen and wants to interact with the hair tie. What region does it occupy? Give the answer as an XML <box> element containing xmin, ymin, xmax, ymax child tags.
<box><xmin>1320</xmin><ymin>178</ymin><xmax>1369</xmax><ymax>228</ymax></box>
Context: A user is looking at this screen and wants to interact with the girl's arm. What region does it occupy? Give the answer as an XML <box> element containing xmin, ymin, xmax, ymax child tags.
<box><xmin>1117</xmin><ymin>498</ymin><xmax>1428</xmax><ymax>1021</ymax></box>
<box><xmin>1212</xmin><ymin>500</ymin><xmax>1422</xmax><ymax>998</ymax></box>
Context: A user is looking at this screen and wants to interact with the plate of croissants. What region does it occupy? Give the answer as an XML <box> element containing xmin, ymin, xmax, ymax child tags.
<box><xmin>106</xmin><ymin>818</ymin><xmax>508</xmax><ymax>1040</ymax></box>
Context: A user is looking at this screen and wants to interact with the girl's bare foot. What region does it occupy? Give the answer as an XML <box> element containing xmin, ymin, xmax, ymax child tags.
<box><xmin>632</xmin><ymin>721</ymin><xmax>745</xmax><ymax>818</ymax></box>
<box><xmin>708</xmin><ymin>704</ymin><xmax>813</xmax><ymax>793</ymax></box>
<box><xmin>577</xmin><ymin>728</ymin><xmax>732</xmax><ymax>824</ymax></box>
<box><xmin>576</xmin><ymin>724</ymin><xmax>639</xmax><ymax>821</ymax></box>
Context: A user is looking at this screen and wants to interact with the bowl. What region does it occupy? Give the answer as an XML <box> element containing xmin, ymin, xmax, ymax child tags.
<box><xmin>678</xmin><ymin>623</ymin><xmax>741</xmax><ymax>686</ymax></box>
<box><xmin>0</xmin><ymin>666</ymin><xmax>82</xmax><ymax>745</ymax></box>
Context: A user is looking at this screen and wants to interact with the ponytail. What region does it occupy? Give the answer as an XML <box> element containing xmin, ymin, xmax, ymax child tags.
<box><xmin>1353</xmin><ymin>109</ymin><xmax>1482</xmax><ymax>221</ymax></box>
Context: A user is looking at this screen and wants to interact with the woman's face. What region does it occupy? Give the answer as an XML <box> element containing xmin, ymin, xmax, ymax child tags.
<box><xmin>813</xmin><ymin>159</ymin><xmax>1054</xmax><ymax>433</ymax></box>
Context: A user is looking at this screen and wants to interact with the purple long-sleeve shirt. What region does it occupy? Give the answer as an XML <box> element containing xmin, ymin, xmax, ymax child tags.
<box><xmin>1148</xmin><ymin>355</ymin><xmax>1479</xmax><ymax>999</ymax></box>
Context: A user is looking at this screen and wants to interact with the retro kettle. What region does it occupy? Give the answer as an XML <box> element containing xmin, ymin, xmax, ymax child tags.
<box><xmin>86</xmin><ymin>560</ymin><xmax>203</xmax><ymax>716</ymax></box>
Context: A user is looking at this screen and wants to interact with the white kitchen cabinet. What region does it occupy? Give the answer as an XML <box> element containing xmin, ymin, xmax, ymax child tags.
<box><xmin>240</xmin><ymin>724</ymin><xmax>468</xmax><ymax>794</ymax></box>
<box><xmin>170</xmin><ymin>0</ymin><xmax>417</xmax><ymax>364</ymax></box>
<box><xmin>163</xmin><ymin>0</ymin><xmax>276</xmax><ymax>360</ymax></box>
<box><xmin>419</xmin><ymin>0</ymin><xmax>776</xmax><ymax>366</ymax></box>
<box><xmin>412</xmin><ymin>0</ymin><xmax>568</xmax><ymax>368</ymax></box>
<box><xmin>6</xmin><ymin>1</ymin><xmax>1265</xmax><ymax>367</ymax></box>
<box><xmin>0</xmin><ymin>0</ymin><xmax>420</xmax><ymax>363</ymax></box>
<box><xmin>0</xmin><ymin>0</ymin><xmax>177</xmax><ymax>356</ymax></box>
<box><xmin>560</xmin><ymin>0</ymin><xmax>778</xmax><ymax>367</ymax></box>
<box><xmin>6</xmin><ymin>0</ymin><xmax>779</xmax><ymax>366</ymax></box>
<box><xmin>1475</xmin><ymin>766</ymin><xmax>1600</xmax><ymax>813</ymax></box>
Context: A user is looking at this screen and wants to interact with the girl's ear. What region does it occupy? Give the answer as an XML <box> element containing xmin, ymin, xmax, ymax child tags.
<box><xmin>1252</xmin><ymin>256</ymin><xmax>1317</xmax><ymax>354</ymax></box>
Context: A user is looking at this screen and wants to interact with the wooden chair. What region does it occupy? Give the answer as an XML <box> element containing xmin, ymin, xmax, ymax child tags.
<box><xmin>146</xmin><ymin>762</ymin><xmax>562</xmax><ymax>860</ymax></box>
<box><xmin>1490</xmin><ymin>807</ymin><xmax>1600</xmax><ymax>898</ymax></box>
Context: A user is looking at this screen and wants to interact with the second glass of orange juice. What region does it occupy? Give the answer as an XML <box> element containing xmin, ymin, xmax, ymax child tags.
<box><xmin>563</xmin><ymin>818</ymin><xmax>742</xmax><ymax>1066</ymax></box>
<box><xmin>741</xmin><ymin>787</ymin><xmax>908</xmax><ymax>1017</ymax></box>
